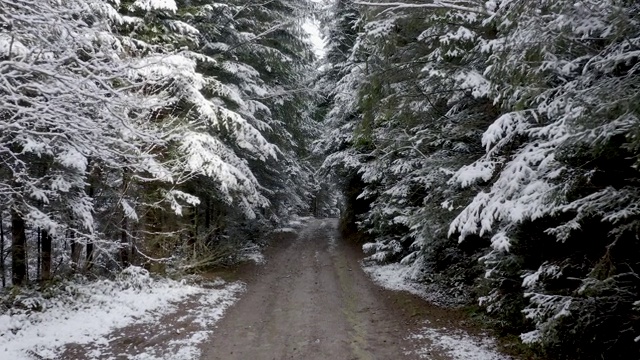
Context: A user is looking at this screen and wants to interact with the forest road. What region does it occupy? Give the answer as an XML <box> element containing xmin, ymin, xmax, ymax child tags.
<box><xmin>201</xmin><ymin>218</ymin><xmax>427</xmax><ymax>360</ymax></box>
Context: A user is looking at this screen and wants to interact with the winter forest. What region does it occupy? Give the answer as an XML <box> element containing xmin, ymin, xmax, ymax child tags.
<box><xmin>2</xmin><ymin>0</ymin><xmax>640</xmax><ymax>359</ymax></box>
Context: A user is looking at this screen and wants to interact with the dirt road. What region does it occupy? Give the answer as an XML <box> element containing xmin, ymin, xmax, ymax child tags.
<box><xmin>58</xmin><ymin>218</ymin><xmax>509</xmax><ymax>360</ymax></box>
<box><xmin>202</xmin><ymin>218</ymin><xmax>425</xmax><ymax>360</ymax></box>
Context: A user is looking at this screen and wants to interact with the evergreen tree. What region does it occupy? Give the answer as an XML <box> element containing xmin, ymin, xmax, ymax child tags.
<box><xmin>0</xmin><ymin>0</ymin><xmax>318</xmax><ymax>281</ymax></box>
<box><xmin>449</xmin><ymin>1</ymin><xmax>640</xmax><ymax>357</ymax></box>
<box><xmin>320</xmin><ymin>0</ymin><xmax>640</xmax><ymax>357</ymax></box>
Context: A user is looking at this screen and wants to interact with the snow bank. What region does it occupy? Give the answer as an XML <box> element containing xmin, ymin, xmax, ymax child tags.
<box><xmin>0</xmin><ymin>267</ymin><xmax>243</xmax><ymax>360</ymax></box>
<box><xmin>409</xmin><ymin>324</ymin><xmax>512</xmax><ymax>360</ymax></box>
<box><xmin>362</xmin><ymin>263</ymin><xmax>466</xmax><ymax>307</ymax></box>
<box><xmin>364</xmin><ymin>265</ymin><xmax>512</xmax><ymax>359</ymax></box>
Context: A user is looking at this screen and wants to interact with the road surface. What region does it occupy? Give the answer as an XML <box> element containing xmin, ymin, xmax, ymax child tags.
<box><xmin>202</xmin><ymin>218</ymin><xmax>428</xmax><ymax>360</ymax></box>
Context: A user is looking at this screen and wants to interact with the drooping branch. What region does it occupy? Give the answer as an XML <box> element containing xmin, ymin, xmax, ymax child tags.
<box><xmin>353</xmin><ymin>0</ymin><xmax>492</xmax><ymax>16</ymax></box>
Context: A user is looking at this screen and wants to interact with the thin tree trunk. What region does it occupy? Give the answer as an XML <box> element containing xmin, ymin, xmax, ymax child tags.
<box><xmin>70</xmin><ymin>231</ymin><xmax>82</xmax><ymax>272</ymax></box>
<box><xmin>11</xmin><ymin>209</ymin><xmax>27</xmax><ymax>286</ymax></box>
<box><xmin>205</xmin><ymin>198</ymin><xmax>211</xmax><ymax>230</ymax></box>
<box><xmin>1</xmin><ymin>215</ymin><xmax>5</xmax><ymax>287</ymax></box>
<box><xmin>41</xmin><ymin>229</ymin><xmax>52</xmax><ymax>281</ymax></box>
<box><xmin>85</xmin><ymin>181</ymin><xmax>95</xmax><ymax>272</ymax></box>
<box><xmin>205</xmin><ymin>198</ymin><xmax>211</xmax><ymax>245</ymax></box>
<box><xmin>189</xmin><ymin>206</ymin><xmax>197</xmax><ymax>246</ymax></box>
<box><xmin>85</xmin><ymin>242</ymin><xmax>94</xmax><ymax>272</ymax></box>
<box><xmin>121</xmin><ymin>220</ymin><xmax>129</xmax><ymax>267</ymax></box>
<box><xmin>313</xmin><ymin>195</ymin><xmax>318</xmax><ymax>217</ymax></box>
<box><xmin>120</xmin><ymin>169</ymin><xmax>129</xmax><ymax>268</ymax></box>
<box><xmin>36</xmin><ymin>227</ymin><xmax>40</xmax><ymax>280</ymax></box>
<box><xmin>130</xmin><ymin>228</ymin><xmax>137</xmax><ymax>266</ymax></box>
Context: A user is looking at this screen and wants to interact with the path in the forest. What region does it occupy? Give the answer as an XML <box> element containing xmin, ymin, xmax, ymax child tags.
<box><xmin>59</xmin><ymin>218</ymin><xmax>511</xmax><ymax>360</ymax></box>
<box><xmin>201</xmin><ymin>218</ymin><xmax>449</xmax><ymax>360</ymax></box>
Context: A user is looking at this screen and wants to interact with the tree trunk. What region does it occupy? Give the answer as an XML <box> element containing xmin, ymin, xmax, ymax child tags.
<box><xmin>85</xmin><ymin>181</ymin><xmax>94</xmax><ymax>271</ymax></box>
<box><xmin>36</xmin><ymin>227</ymin><xmax>40</xmax><ymax>279</ymax></box>
<box><xmin>11</xmin><ymin>209</ymin><xmax>27</xmax><ymax>286</ymax></box>
<box><xmin>205</xmin><ymin>198</ymin><xmax>212</xmax><ymax>245</ymax></box>
<box><xmin>313</xmin><ymin>195</ymin><xmax>318</xmax><ymax>217</ymax></box>
<box><xmin>121</xmin><ymin>220</ymin><xmax>129</xmax><ymax>267</ymax></box>
<box><xmin>70</xmin><ymin>231</ymin><xmax>82</xmax><ymax>272</ymax></box>
<box><xmin>205</xmin><ymin>198</ymin><xmax>211</xmax><ymax>228</ymax></box>
<box><xmin>85</xmin><ymin>242</ymin><xmax>94</xmax><ymax>272</ymax></box>
<box><xmin>120</xmin><ymin>169</ymin><xmax>129</xmax><ymax>268</ymax></box>
<box><xmin>189</xmin><ymin>206</ymin><xmax>197</xmax><ymax>246</ymax></box>
<box><xmin>130</xmin><ymin>230</ymin><xmax>137</xmax><ymax>266</ymax></box>
<box><xmin>1</xmin><ymin>215</ymin><xmax>5</xmax><ymax>287</ymax></box>
<box><xmin>41</xmin><ymin>229</ymin><xmax>52</xmax><ymax>281</ymax></box>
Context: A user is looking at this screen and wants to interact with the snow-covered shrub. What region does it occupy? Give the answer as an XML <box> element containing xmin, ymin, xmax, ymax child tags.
<box><xmin>115</xmin><ymin>266</ymin><xmax>154</xmax><ymax>291</ymax></box>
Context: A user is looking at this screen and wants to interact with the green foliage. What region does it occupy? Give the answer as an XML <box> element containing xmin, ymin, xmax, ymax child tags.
<box><xmin>1</xmin><ymin>0</ymin><xmax>318</xmax><ymax>284</ymax></box>
<box><xmin>319</xmin><ymin>0</ymin><xmax>640</xmax><ymax>358</ymax></box>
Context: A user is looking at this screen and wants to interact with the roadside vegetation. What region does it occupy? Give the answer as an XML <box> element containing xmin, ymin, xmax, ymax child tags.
<box><xmin>316</xmin><ymin>1</ymin><xmax>640</xmax><ymax>359</ymax></box>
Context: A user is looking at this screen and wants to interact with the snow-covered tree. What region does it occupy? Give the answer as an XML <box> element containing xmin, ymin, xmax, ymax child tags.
<box><xmin>0</xmin><ymin>0</ymin><xmax>184</xmax><ymax>281</ymax></box>
<box><xmin>318</xmin><ymin>1</ymin><xmax>494</xmax><ymax>288</ymax></box>
<box><xmin>448</xmin><ymin>1</ymin><xmax>640</xmax><ymax>357</ymax></box>
<box><xmin>314</xmin><ymin>0</ymin><xmax>372</xmax><ymax>238</ymax></box>
<box><xmin>0</xmin><ymin>0</ymin><xmax>319</xmax><ymax>282</ymax></box>
<box><xmin>320</xmin><ymin>0</ymin><xmax>640</xmax><ymax>357</ymax></box>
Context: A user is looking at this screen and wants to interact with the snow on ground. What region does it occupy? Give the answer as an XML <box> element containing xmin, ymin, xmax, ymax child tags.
<box><xmin>407</xmin><ymin>323</ymin><xmax>512</xmax><ymax>360</ymax></box>
<box><xmin>273</xmin><ymin>215</ymin><xmax>314</xmax><ymax>233</ymax></box>
<box><xmin>362</xmin><ymin>263</ymin><xmax>465</xmax><ymax>307</ymax></box>
<box><xmin>273</xmin><ymin>227</ymin><xmax>296</xmax><ymax>233</ymax></box>
<box><xmin>239</xmin><ymin>243</ymin><xmax>266</xmax><ymax>264</ymax></box>
<box><xmin>243</xmin><ymin>252</ymin><xmax>266</xmax><ymax>265</ymax></box>
<box><xmin>120</xmin><ymin>280</ymin><xmax>244</xmax><ymax>360</ymax></box>
<box><xmin>240</xmin><ymin>244</ymin><xmax>266</xmax><ymax>265</ymax></box>
<box><xmin>287</xmin><ymin>215</ymin><xmax>313</xmax><ymax>229</ymax></box>
<box><xmin>363</xmin><ymin>263</ymin><xmax>511</xmax><ymax>360</ymax></box>
<box><xmin>0</xmin><ymin>267</ymin><xmax>243</xmax><ymax>360</ymax></box>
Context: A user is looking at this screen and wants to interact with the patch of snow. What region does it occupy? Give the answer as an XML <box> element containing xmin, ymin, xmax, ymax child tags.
<box><xmin>244</xmin><ymin>252</ymin><xmax>266</xmax><ymax>265</ymax></box>
<box><xmin>362</xmin><ymin>263</ymin><xmax>466</xmax><ymax>307</ymax></box>
<box><xmin>408</xmin><ymin>324</ymin><xmax>512</xmax><ymax>360</ymax></box>
<box><xmin>288</xmin><ymin>220</ymin><xmax>304</xmax><ymax>228</ymax></box>
<box><xmin>273</xmin><ymin>227</ymin><xmax>296</xmax><ymax>233</ymax></box>
<box><xmin>287</xmin><ymin>215</ymin><xmax>314</xmax><ymax>229</ymax></box>
<box><xmin>0</xmin><ymin>267</ymin><xmax>243</xmax><ymax>360</ymax></box>
<box><xmin>363</xmin><ymin>262</ymin><xmax>421</xmax><ymax>292</ymax></box>
<box><xmin>133</xmin><ymin>0</ymin><xmax>177</xmax><ymax>11</ymax></box>
<box><xmin>123</xmin><ymin>281</ymin><xmax>245</xmax><ymax>360</ymax></box>
<box><xmin>239</xmin><ymin>244</ymin><xmax>266</xmax><ymax>265</ymax></box>
<box><xmin>0</xmin><ymin>34</ymin><xmax>29</xmax><ymax>57</ymax></box>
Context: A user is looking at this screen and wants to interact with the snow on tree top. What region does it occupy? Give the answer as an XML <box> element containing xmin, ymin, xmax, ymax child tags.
<box><xmin>133</xmin><ymin>0</ymin><xmax>177</xmax><ymax>12</ymax></box>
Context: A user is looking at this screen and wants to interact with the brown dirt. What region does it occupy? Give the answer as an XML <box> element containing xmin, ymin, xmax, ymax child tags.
<box><xmin>201</xmin><ymin>218</ymin><xmax>457</xmax><ymax>360</ymax></box>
